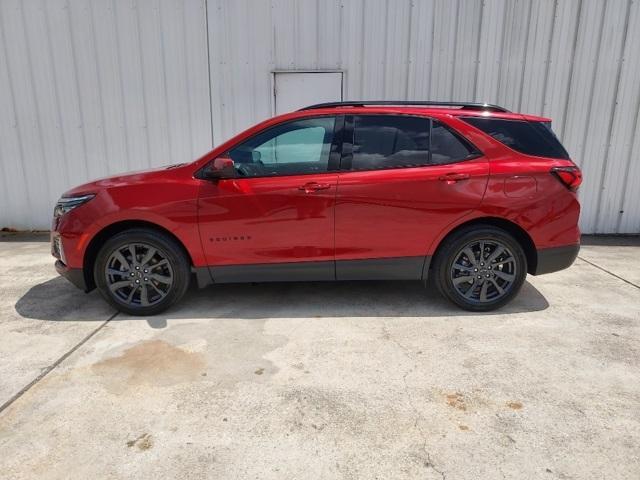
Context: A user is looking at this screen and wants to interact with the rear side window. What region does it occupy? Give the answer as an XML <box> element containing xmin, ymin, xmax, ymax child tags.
<box><xmin>462</xmin><ymin>117</ymin><xmax>570</xmax><ymax>159</ymax></box>
<box><xmin>350</xmin><ymin>115</ymin><xmax>479</xmax><ymax>170</ymax></box>
<box><xmin>351</xmin><ymin>115</ymin><xmax>430</xmax><ymax>170</ymax></box>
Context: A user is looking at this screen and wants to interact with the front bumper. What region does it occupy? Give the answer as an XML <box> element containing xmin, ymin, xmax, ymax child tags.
<box><xmin>533</xmin><ymin>244</ymin><xmax>580</xmax><ymax>275</ymax></box>
<box><xmin>55</xmin><ymin>259</ymin><xmax>88</xmax><ymax>291</ymax></box>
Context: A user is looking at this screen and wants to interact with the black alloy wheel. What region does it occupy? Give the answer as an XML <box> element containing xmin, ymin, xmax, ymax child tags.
<box><xmin>450</xmin><ymin>239</ymin><xmax>517</xmax><ymax>303</ymax></box>
<box><xmin>432</xmin><ymin>226</ymin><xmax>527</xmax><ymax>311</ymax></box>
<box><xmin>94</xmin><ymin>228</ymin><xmax>190</xmax><ymax>316</ymax></box>
<box><xmin>105</xmin><ymin>243</ymin><xmax>174</xmax><ymax>308</ymax></box>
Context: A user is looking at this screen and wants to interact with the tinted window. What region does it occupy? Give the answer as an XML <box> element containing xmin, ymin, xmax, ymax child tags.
<box><xmin>462</xmin><ymin>117</ymin><xmax>570</xmax><ymax>159</ymax></box>
<box><xmin>350</xmin><ymin>115</ymin><xmax>479</xmax><ymax>170</ymax></box>
<box><xmin>430</xmin><ymin>121</ymin><xmax>480</xmax><ymax>164</ymax></box>
<box><xmin>351</xmin><ymin>115</ymin><xmax>430</xmax><ymax>170</ymax></box>
<box><xmin>228</xmin><ymin>117</ymin><xmax>335</xmax><ymax>177</ymax></box>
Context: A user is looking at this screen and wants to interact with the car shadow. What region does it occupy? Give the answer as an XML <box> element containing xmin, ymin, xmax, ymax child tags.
<box><xmin>15</xmin><ymin>276</ymin><xmax>549</xmax><ymax>328</ymax></box>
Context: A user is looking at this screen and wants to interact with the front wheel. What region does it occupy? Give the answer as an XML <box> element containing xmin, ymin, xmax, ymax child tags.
<box><xmin>94</xmin><ymin>228</ymin><xmax>190</xmax><ymax>316</ymax></box>
<box><xmin>432</xmin><ymin>226</ymin><xmax>527</xmax><ymax>311</ymax></box>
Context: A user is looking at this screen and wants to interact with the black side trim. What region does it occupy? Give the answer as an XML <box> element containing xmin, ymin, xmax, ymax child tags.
<box><xmin>55</xmin><ymin>260</ymin><xmax>88</xmax><ymax>292</ymax></box>
<box><xmin>208</xmin><ymin>256</ymin><xmax>433</xmax><ymax>283</ymax></box>
<box><xmin>340</xmin><ymin>115</ymin><xmax>354</xmax><ymax>170</ymax></box>
<box><xmin>336</xmin><ymin>256</ymin><xmax>426</xmax><ymax>281</ymax></box>
<box><xmin>210</xmin><ymin>261</ymin><xmax>335</xmax><ymax>283</ymax></box>
<box><xmin>328</xmin><ymin>115</ymin><xmax>345</xmax><ymax>171</ymax></box>
<box><xmin>192</xmin><ymin>266</ymin><xmax>214</xmax><ymax>288</ymax></box>
<box><xmin>421</xmin><ymin>255</ymin><xmax>433</xmax><ymax>280</ymax></box>
<box><xmin>532</xmin><ymin>244</ymin><xmax>580</xmax><ymax>275</ymax></box>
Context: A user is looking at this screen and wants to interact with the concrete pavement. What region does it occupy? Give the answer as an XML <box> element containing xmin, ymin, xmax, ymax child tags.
<box><xmin>0</xmin><ymin>235</ymin><xmax>639</xmax><ymax>479</ymax></box>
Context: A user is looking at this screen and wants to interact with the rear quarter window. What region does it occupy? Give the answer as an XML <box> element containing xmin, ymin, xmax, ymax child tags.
<box><xmin>430</xmin><ymin>120</ymin><xmax>481</xmax><ymax>165</ymax></box>
<box><xmin>461</xmin><ymin>117</ymin><xmax>570</xmax><ymax>159</ymax></box>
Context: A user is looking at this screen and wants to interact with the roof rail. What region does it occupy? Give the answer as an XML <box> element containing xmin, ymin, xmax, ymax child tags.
<box><xmin>299</xmin><ymin>100</ymin><xmax>510</xmax><ymax>113</ymax></box>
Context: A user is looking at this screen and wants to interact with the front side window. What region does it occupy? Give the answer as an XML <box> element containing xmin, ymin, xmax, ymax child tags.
<box><xmin>227</xmin><ymin>117</ymin><xmax>335</xmax><ymax>177</ymax></box>
<box><xmin>349</xmin><ymin>115</ymin><xmax>479</xmax><ymax>170</ymax></box>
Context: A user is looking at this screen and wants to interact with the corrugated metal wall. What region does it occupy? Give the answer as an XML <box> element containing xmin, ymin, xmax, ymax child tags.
<box><xmin>0</xmin><ymin>0</ymin><xmax>212</xmax><ymax>229</ymax></box>
<box><xmin>208</xmin><ymin>0</ymin><xmax>640</xmax><ymax>234</ymax></box>
<box><xmin>1</xmin><ymin>0</ymin><xmax>639</xmax><ymax>233</ymax></box>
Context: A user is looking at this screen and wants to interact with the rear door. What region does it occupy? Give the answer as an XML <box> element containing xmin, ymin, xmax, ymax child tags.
<box><xmin>334</xmin><ymin>114</ymin><xmax>489</xmax><ymax>280</ymax></box>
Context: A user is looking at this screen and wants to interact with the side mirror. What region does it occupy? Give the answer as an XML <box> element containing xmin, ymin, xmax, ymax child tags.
<box><xmin>198</xmin><ymin>157</ymin><xmax>236</xmax><ymax>180</ymax></box>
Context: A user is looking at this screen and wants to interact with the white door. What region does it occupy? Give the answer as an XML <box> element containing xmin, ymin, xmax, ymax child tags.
<box><xmin>273</xmin><ymin>72</ymin><xmax>343</xmax><ymax>114</ymax></box>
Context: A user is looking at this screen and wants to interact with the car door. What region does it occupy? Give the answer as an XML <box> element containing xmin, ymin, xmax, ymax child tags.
<box><xmin>334</xmin><ymin>114</ymin><xmax>489</xmax><ymax>280</ymax></box>
<box><xmin>197</xmin><ymin>115</ymin><xmax>343</xmax><ymax>282</ymax></box>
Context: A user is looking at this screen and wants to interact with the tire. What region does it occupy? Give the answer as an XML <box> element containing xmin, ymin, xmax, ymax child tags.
<box><xmin>431</xmin><ymin>225</ymin><xmax>527</xmax><ymax>312</ymax></box>
<box><xmin>94</xmin><ymin>228</ymin><xmax>190</xmax><ymax>316</ymax></box>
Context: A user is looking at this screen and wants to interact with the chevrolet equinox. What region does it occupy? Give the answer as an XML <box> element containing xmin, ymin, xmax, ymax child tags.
<box><xmin>51</xmin><ymin>101</ymin><xmax>581</xmax><ymax>315</ymax></box>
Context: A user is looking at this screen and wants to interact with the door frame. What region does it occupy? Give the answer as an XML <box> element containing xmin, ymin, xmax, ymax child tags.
<box><xmin>270</xmin><ymin>69</ymin><xmax>345</xmax><ymax>116</ymax></box>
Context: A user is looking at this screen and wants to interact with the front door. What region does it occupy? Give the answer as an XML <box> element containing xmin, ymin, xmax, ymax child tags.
<box><xmin>198</xmin><ymin>116</ymin><xmax>341</xmax><ymax>282</ymax></box>
<box><xmin>334</xmin><ymin>115</ymin><xmax>489</xmax><ymax>280</ymax></box>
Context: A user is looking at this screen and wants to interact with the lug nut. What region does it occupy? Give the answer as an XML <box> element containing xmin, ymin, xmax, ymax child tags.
<box><xmin>144</xmin><ymin>277</ymin><xmax>148</xmax><ymax>281</ymax></box>
<box><xmin>135</xmin><ymin>279</ymin><xmax>140</xmax><ymax>284</ymax></box>
<box><xmin>135</xmin><ymin>266</ymin><xmax>140</xmax><ymax>270</ymax></box>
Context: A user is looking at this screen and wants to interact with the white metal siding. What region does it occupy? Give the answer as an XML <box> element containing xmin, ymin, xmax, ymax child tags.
<box><xmin>207</xmin><ymin>0</ymin><xmax>640</xmax><ymax>234</ymax></box>
<box><xmin>1</xmin><ymin>0</ymin><xmax>639</xmax><ymax>233</ymax></box>
<box><xmin>0</xmin><ymin>0</ymin><xmax>212</xmax><ymax>229</ymax></box>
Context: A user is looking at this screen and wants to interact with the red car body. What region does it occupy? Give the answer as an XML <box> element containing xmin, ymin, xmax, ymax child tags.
<box><xmin>52</xmin><ymin>104</ymin><xmax>580</xmax><ymax>302</ymax></box>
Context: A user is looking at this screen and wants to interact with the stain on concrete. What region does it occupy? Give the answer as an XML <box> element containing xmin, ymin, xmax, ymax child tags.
<box><xmin>380</xmin><ymin>327</ymin><xmax>391</xmax><ymax>340</ymax></box>
<box><xmin>585</xmin><ymin>335</ymin><xmax>640</xmax><ymax>367</ymax></box>
<box><xmin>507</xmin><ymin>401</ymin><xmax>523</xmax><ymax>410</ymax></box>
<box><xmin>92</xmin><ymin>340</ymin><xmax>206</xmax><ymax>391</ymax></box>
<box><xmin>147</xmin><ymin>321</ymin><xmax>286</xmax><ymax>387</ymax></box>
<box><xmin>254</xmin><ymin>367</ymin><xmax>264</xmax><ymax>375</ymax></box>
<box><xmin>127</xmin><ymin>433</ymin><xmax>153</xmax><ymax>451</ymax></box>
<box><xmin>282</xmin><ymin>388</ymin><xmax>367</xmax><ymax>435</ymax></box>
<box><xmin>446</xmin><ymin>393</ymin><xmax>467</xmax><ymax>411</ymax></box>
<box><xmin>459</xmin><ymin>424</ymin><xmax>470</xmax><ymax>431</ymax></box>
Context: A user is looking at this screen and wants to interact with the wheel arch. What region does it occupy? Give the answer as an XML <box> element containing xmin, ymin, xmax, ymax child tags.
<box><xmin>428</xmin><ymin>217</ymin><xmax>537</xmax><ymax>277</ymax></box>
<box><xmin>82</xmin><ymin>220</ymin><xmax>195</xmax><ymax>291</ymax></box>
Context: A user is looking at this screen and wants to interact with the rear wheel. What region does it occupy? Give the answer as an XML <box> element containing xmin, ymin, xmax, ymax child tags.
<box><xmin>94</xmin><ymin>228</ymin><xmax>190</xmax><ymax>316</ymax></box>
<box><xmin>432</xmin><ymin>226</ymin><xmax>527</xmax><ymax>311</ymax></box>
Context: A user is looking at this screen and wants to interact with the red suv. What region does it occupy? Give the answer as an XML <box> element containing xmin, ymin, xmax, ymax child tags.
<box><xmin>51</xmin><ymin>101</ymin><xmax>581</xmax><ymax>315</ymax></box>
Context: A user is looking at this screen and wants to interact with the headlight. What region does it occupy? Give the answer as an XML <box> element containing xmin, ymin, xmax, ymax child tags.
<box><xmin>53</xmin><ymin>194</ymin><xmax>95</xmax><ymax>218</ymax></box>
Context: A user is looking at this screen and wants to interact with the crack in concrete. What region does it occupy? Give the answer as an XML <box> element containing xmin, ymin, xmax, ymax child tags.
<box><xmin>577</xmin><ymin>256</ymin><xmax>640</xmax><ymax>289</ymax></box>
<box><xmin>0</xmin><ymin>311</ymin><xmax>118</xmax><ymax>415</ymax></box>
<box><xmin>382</xmin><ymin>322</ymin><xmax>446</xmax><ymax>480</ymax></box>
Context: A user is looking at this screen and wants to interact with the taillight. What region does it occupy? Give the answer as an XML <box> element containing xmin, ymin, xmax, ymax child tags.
<box><xmin>551</xmin><ymin>166</ymin><xmax>582</xmax><ymax>191</ymax></box>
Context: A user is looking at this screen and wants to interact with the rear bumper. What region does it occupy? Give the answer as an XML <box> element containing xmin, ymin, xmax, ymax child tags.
<box><xmin>55</xmin><ymin>259</ymin><xmax>88</xmax><ymax>291</ymax></box>
<box><xmin>532</xmin><ymin>244</ymin><xmax>580</xmax><ymax>275</ymax></box>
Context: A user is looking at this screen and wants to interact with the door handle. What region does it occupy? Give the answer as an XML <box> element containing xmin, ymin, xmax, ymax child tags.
<box><xmin>438</xmin><ymin>172</ymin><xmax>470</xmax><ymax>184</ymax></box>
<box><xmin>298</xmin><ymin>182</ymin><xmax>332</xmax><ymax>193</ymax></box>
